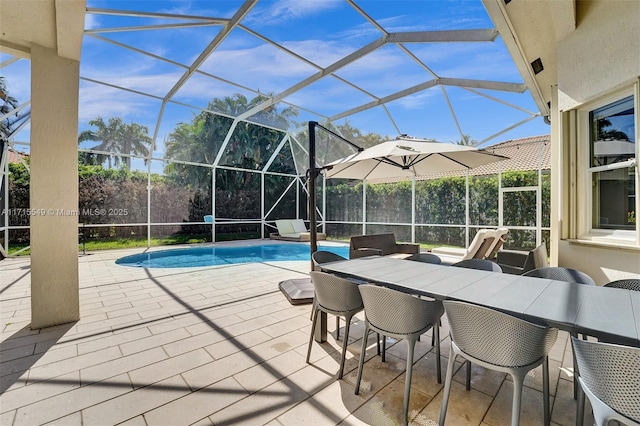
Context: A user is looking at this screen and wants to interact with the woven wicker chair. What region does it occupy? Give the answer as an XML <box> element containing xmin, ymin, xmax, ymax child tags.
<box><xmin>452</xmin><ymin>258</ymin><xmax>503</xmax><ymax>272</ymax></box>
<box><xmin>407</xmin><ymin>252</ymin><xmax>442</xmax><ymax>264</ymax></box>
<box><xmin>312</xmin><ymin>250</ymin><xmax>347</xmax><ymax>267</ymax></box>
<box><xmin>523</xmin><ymin>266</ymin><xmax>596</xmax><ymax>285</ymax></box>
<box><xmin>311</xmin><ymin>251</ymin><xmax>349</xmax><ymax>337</ymax></box>
<box><xmin>440</xmin><ymin>301</ymin><xmax>558</xmax><ymax>426</ymax></box>
<box><xmin>572</xmin><ymin>336</ymin><xmax>640</xmax><ymax>426</ymax></box>
<box><xmin>603</xmin><ymin>278</ymin><xmax>640</xmax><ymax>291</ymax></box>
<box><xmin>355</xmin><ymin>285</ymin><xmax>444</xmax><ymax>425</ymax></box>
<box><xmin>523</xmin><ymin>266</ymin><xmax>595</xmax><ymax>399</ymax></box>
<box><xmin>450</xmin><ymin>257</ymin><xmax>503</xmax><ymax>388</ymax></box>
<box><xmin>306</xmin><ymin>271</ymin><xmax>364</xmax><ymax>379</ymax></box>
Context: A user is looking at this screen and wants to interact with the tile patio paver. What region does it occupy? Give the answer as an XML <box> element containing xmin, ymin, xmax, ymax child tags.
<box><xmin>0</xmin><ymin>241</ymin><xmax>593</xmax><ymax>425</ymax></box>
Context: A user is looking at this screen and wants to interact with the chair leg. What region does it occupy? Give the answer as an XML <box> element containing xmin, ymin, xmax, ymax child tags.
<box><xmin>571</xmin><ymin>332</ymin><xmax>579</xmax><ymax>400</ymax></box>
<box><xmin>403</xmin><ymin>338</ymin><xmax>417</xmax><ymax>425</ymax></box>
<box><xmin>576</xmin><ymin>377</ymin><xmax>585</xmax><ymax>426</ymax></box>
<box><xmin>431</xmin><ymin>319</ymin><xmax>441</xmax><ymax>347</ymax></box>
<box><xmin>542</xmin><ymin>357</ymin><xmax>551</xmax><ymax>426</ymax></box>
<box><xmin>434</xmin><ymin>322</ymin><xmax>442</xmax><ymax>384</ymax></box>
<box><xmin>466</xmin><ymin>361</ymin><xmax>471</xmax><ymax>391</ymax></box>
<box><xmin>510</xmin><ymin>372</ymin><xmax>525</xmax><ymax>426</ymax></box>
<box><xmin>381</xmin><ymin>335</ymin><xmax>386</xmax><ymax>362</ymax></box>
<box><xmin>338</xmin><ymin>314</ymin><xmax>352</xmax><ymax>379</ymax></box>
<box><xmin>309</xmin><ymin>297</ymin><xmax>315</xmax><ymax>320</ymax></box>
<box><xmin>439</xmin><ymin>346</ymin><xmax>458</xmax><ymax>426</ymax></box>
<box><xmin>354</xmin><ymin>323</ymin><xmax>370</xmax><ymax>395</ymax></box>
<box><xmin>306</xmin><ymin>307</ymin><xmax>319</xmax><ymax>363</ymax></box>
<box><xmin>336</xmin><ymin>316</ymin><xmax>341</xmax><ymax>340</ymax></box>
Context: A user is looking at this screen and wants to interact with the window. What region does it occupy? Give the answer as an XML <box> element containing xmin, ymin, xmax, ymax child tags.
<box><xmin>588</xmin><ymin>95</ymin><xmax>636</xmax><ymax>231</ymax></box>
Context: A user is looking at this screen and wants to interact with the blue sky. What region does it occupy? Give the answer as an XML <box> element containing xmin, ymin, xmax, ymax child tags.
<box><xmin>2</xmin><ymin>0</ymin><xmax>550</xmax><ymax>170</ymax></box>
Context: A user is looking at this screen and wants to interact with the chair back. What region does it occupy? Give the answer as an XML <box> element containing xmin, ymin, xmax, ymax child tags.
<box><xmin>603</xmin><ymin>278</ymin><xmax>640</xmax><ymax>291</ymax></box>
<box><xmin>453</xmin><ymin>258</ymin><xmax>503</xmax><ymax>272</ymax></box>
<box><xmin>350</xmin><ymin>233</ymin><xmax>396</xmax><ymax>254</ymax></box>
<box><xmin>443</xmin><ymin>300</ymin><xmax>557</xmax><ymax>368</ymax></box>
<box><xmin>358</xmin><ymin>285</ymin><xmax>443</xmax><ymax>336</ymax></box>
<box><xmin>523</xmin><ymin>266</ymin><xmax>595</xmax><ymax>285</ymax></box>
<box><xmin>529</xmin><ymin>242</ymin><xmax>549</xmax><ymax>270</ymax></box>
<box><xmin>484</xmin><ymin>227</ymin><xmax>509</xmax><ymax>260</ymax></box>
<box><xmin>409</xmin><ymin>253</ymin><xmax>442</xmax><ymax>264</ymax></box>
<box><xmin>572</xmin><ymin>337</ymin><xmax>640</xmax><ymax>423</ymax></box>
<box><xmin>312</xmin><ymin>250</ymin><xmax>346</xmax><ymax>267</ymax></box>
<box><xmin>275</xmin><ymin>219</ymin><xmax>295</xmax><ymax>235</ymax></box>
<box><xmin>462</xmin><ymin>229</ymin><xmax>494</xmax><ymax>260</ymax></box>
<box><xmin>310</xmin><ymin>271</ymin><xmax>363</xmax><ymax>313</ymax></box>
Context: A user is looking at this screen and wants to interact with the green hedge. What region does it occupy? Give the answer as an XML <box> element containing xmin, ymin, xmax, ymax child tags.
<box><xmin>324</xmin><ymin>170</ymin><xmax>550</xmax><ymax>249</ymax></box>
<box><xmin>6</xmin><ymin>162</ymin><xmax>549</xmax><ymax>250</ymax></box>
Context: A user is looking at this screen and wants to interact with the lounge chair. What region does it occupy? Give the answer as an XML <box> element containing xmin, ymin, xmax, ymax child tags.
<box><xmin>433</xmin><ymin>228</ymin><xmax>508</xmax><ymax>265</ymax></box>
<box><xmin>270</xmin><ymin>219</ymin><xmax>326</xmax><ymax>242</ymax></box>
<box><xmin>497</xmin><ymin>242</ymin><xmax>548</xmax><ymax>275</ymax></box>
<box><xmin>349</xmin><ymin>233</ymin><xmax>419</xmax><ymax>259</ymax></box>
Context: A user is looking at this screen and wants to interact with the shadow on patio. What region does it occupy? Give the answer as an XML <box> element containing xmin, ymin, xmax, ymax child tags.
<box><xmin>0</xmin><ymin>246</ymin><xmax>594</xmax><ymax>425</ymax></box>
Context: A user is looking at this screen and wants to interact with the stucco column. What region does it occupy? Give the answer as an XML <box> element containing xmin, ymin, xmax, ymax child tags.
<box><xmin>29</xmin><ymin>44</ymin><xmax>80</xmax><ymax>329</ymax></box>
<box><xmin>549</xmin><ymin>84</ymin><xmax>561</xmax><ymax>267</ymax></box>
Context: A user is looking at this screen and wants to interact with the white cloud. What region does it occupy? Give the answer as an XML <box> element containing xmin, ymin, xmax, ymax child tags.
<box><xmin>245</xmin><ymin>0</ymin><xmax>343</xmax><ymax>26</ymax></box>
<box><xmin>84</xmin><ymin>13</ymin><xmax>98</xmax><ymax>30</ymax></box>
<box><xmin>1</xmin><ymin>59</ymin><xmax>31</xmax><ymax>102</ymax></box>
<box><xmin>280</xmin><ymin>39</ymin><xmax>358</xmax><ymax>68</ymax></box>
<box><xmin>197</xmin><ymin>42</ymin><xmax>319</xmax><ymax>93</ymax></box>
<box><xmin>78</xmin><ymin>81</ymin><xmax>162</xmax><ymax>124</ymax></box>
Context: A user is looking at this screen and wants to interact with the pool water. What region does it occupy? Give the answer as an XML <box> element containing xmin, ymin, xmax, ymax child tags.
<box><xmin>115</xmin><ymin>243</ymin><xmax>350</xmax><ymax>268</ymax></box>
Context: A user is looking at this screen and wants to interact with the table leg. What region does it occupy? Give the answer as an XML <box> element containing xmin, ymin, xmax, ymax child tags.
<box><xmin>314</xmin><ymin>311</ymin><xmax>327</xmax><ymax>342</ymax></box>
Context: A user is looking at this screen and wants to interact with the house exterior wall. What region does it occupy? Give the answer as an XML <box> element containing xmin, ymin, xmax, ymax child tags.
<box><xmin>557</xmin><ymin>0</ymin><xmax>640</xmax><ymax>111</ymax></box>
<box><xmin>554</xmin><ymin>0</ymin><xmax>640</xmax><ymax>283</ymax></box>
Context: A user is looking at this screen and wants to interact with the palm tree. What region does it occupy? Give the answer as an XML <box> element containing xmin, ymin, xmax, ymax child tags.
<box><xmin>164</xmin><ymin>94</ymin><xmax>298</xmax><ymax>187</ymax></box>
<box><xmin>456</xmin><ymin>134</ymin><xmax>478</xmax><ymax>146</ymax></box>
<box><xmin>78</xmin><ymin>117</ymin><xmax>151</xmax><ymax>168</ymax></box>
<box><xmin>1</xmin><ymin>76</ymin><xmax>19</xmax><ymax>142</ymax></box>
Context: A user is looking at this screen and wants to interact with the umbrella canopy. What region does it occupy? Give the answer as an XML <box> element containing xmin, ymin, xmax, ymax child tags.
<box><xmin>324</xmin><ymin>136</ymin><xmax>508</xmax><ymax>180</ymax></box>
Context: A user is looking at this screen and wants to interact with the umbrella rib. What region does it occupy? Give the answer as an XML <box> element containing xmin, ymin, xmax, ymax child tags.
<box><xmin>377</xmin><ymin>157</ymin><xmax>406</xmax><ymax>168</ymax></box>
<box><xmin>407</xmin><ymin>153</ymin><xmax>433</xmax><ymax>167</ymax></box>
<box><xmin>438</xmin><ymin>153</ymin><xmax>472</xmax><ymax>169</ymax></box>
<box><xmin>406</xmin><ymin>153</ymin><xmax>434</xmax><ymax>168</ymax></box>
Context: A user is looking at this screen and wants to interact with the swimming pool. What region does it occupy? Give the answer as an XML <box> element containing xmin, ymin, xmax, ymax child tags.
<box><xmin>115</xmin><ymin>243</ymin><xmax>350</xmax><ymax>268</ymax></box>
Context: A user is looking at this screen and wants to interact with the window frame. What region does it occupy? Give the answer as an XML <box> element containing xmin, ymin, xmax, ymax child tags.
<box><xmin>577</xmin><ymin>83</ymin><xmax>639</xmax><ymax>245</ymax></box>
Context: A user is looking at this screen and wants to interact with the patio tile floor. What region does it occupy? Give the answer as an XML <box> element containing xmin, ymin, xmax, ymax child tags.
<box><xmin>1</xmin><ymin>241</ymin><xmax>595</xmax><ymax>425</ymax></box>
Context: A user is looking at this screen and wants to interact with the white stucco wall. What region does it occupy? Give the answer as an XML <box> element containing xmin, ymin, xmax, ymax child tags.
<box><xmin>557</xmin><ymin>0</ymin><xmax>640</xmax><ymax>110</ymax></box>
<box><xmin>30</xmin><ymin>44</ymin><xmax>81</xmax><ymax>328</ymax></box>
<box><xmin>554</xmin><ymin>0</ymin><xmax>640</xmax><ymax>283</ymax></box>
<box><xmin>558</xmin><ymin>241</ymin><xmax>640</xmax><ymax>285</ymax></box>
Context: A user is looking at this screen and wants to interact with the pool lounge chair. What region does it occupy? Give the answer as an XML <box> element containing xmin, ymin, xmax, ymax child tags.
<box><xmin>270</xmin><ymin>219</ymin><xmax>326</xmax><ymax>242</ymax></box>
<box><xmin>433</xmin><ymin>227</ymin><xmax>508</xmax><ymax>265</ymax></box>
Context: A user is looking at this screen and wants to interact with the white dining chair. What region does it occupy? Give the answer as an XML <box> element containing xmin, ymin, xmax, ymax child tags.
<box><xmin>306</xmin><ymin>271</ymin><xmax>363</xmax><ymax>379</ymax></box>
<box><xmin>355</xmin><ymin>284</ymin><xmax>444</xmax><ymax>425</ymax></box>
<box><xmin>572</xmin><ymin>336</ymin><xmax>640</xmax><ymax>426</ymax></box>
<box><xmin>440</xmin><ymin>300</ymin><xmax>558</xmax><ymax>426</ymax></box>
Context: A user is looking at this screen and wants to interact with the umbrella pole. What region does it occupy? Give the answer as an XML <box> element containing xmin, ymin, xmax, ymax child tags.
<box><xmin>308</xmin><ymin>121</ymin><xmax>318</xmax><ymax>271</ymax></box>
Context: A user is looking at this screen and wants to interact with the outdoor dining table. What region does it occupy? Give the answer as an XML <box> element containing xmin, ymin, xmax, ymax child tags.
<box><xmin>317</xmin><ymin>256</ymin><xmax>640</xmax><ymax>347</ymax></box>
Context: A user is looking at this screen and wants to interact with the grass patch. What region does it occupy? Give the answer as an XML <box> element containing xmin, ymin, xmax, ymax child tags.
<box><xmin>6</xmin><ymin>232</ymin><xmax>262</xmax><ymax>256</ymax></box>
<box><xmin>7</xmin><ymin>235</ymin><xmax>437</xmax><ymax>257</ymax></box>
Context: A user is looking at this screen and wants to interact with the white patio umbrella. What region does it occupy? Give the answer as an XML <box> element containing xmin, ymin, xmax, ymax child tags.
<box><xmin>324</xmin><ymin>136</ymin><xmax>508</xmax><ymax>180</ymax></box>
<box><xmin>325</xmin><ymin>136</ymin><xmax>507</xmax><ymax>180</ymax></box>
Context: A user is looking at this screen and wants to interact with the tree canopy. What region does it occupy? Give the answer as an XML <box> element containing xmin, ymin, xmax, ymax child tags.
<box><xmin>163</xmin><ymin>93</ymin><xmax>299</xmax><ymax>188</ymax></box>
<box><xmin>78</xmin><ymin>117</ymin><xmax>151</xmax><ymax>168</ymax></box>
<box><xmin>1</xmin><ymin>76</ymin><xmax>19</xmax><ymax>142</ymax></box>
